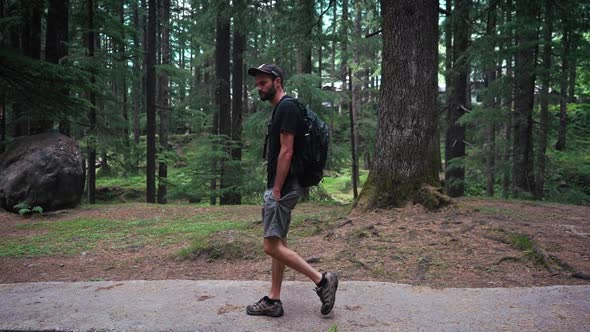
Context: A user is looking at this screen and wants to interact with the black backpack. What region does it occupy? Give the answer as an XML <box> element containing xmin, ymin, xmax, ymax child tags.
<box><xmin>285</xmin><ymin>97</ymin><xmax>330</xmax><ymax>187</ymax></box>
<box><xmin>263</xmin><ymin>97</ymin><xmax>330</xmax><ymax>187</ymax></box>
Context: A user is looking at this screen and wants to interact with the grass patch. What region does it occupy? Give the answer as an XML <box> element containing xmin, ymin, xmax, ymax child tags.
<box><xmin>509</xmin><ymin>233</ymin><xmax>534</xmax><ymax>251</ymax></box>
<box><xmin>321</xmin><ymin>170</ymin><xmax>368</xmax><ymax>203</ymax></box>
<box><xmin>0</xmin><ymin>214</ymin><xmax>249</xmax><ymax>257</ymax></box>
<box><xmin>176</xmin><ymin>229</ymin><xmax>261</xmax><ymax>261</ymax></box>
<box><xmin>487</xmin><ymin>229</ymin><xmax>553</xmax><ymax>270</ymax></box>
<box><xmin>1</xmin><ymin>203</ymin><xmax>346</xmax><ymax>258</ymax></box>
<box><xmin>96</xmin><ymin>175</ymin><xmax>145</xmax><ymax>190</ymax></box>
<box><xmin>476</xmin><ymin>206</ymin><xmax>519</xmax><ymax>218</ymax></box>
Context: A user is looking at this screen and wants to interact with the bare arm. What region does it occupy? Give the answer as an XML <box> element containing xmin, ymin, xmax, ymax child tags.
<box><xmin>272</xmin><ymin>130</ymin><xmax>295</xmax><ymax>199</ymax></box>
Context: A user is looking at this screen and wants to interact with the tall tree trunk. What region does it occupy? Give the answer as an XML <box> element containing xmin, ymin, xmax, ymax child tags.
<box><xmin>157</xmin><ymin>0</ymin><xmax>170</xmax><ymax>204</ymax></box>
<box><xmin>502</xmin><ymin>0</ymin><xmax>514</xmax><ymax>198</ymax></box>
<box><xmin>297</xmin><ymin>0</ymin><xmax>313</xmax><ymax>74</ymax></box>
<box><xmin>350</xmin><ymin>0</ymin><xmax>362</xmax><ymax>195</ymax></box>
<box><xmin>535</xmin><ymin>0</ymin><xmax>553</xmax><ymax>199</ymax></box>
<box><xmin>1</xmin><ymin>1</ymin><xmax>6</xmax><ymax>151</ymax></box>
<box><xmin>512</xmin><ymin>0</ymin><xmax>538</xmax><ymax>196</ymax></box>
<box><xmin>0</xmin><ymin>96</ymin><xmax>5</xmax><ymax>154</ymax></box>
<box><xmin>141</xmin><ymin>0</ymin><xmax>148</xmax><ymax>140</ymax></box>
<box><xmin>216</xmin><ymin>0</ymin><xmax>231</xmax><ymax>205</ymax></box>
<box><xmin>484</xmin><ymin>2</ymin><xmax>497</xmax><ymax>197</ymax></box>
<box><xmin>146</xmin><ymin>0</ymin><xmax>157</xmax><ymax>203</ymax></box>
<box><xmin>349</xmin><ymin>67</ymin><xmax>359</xmax><ymax>199</ymax></box>
<box><xmin>27</xmin><ymin>0</ymin><xmax>51</xmax><ymax>134</ymax></box>
<box><xmin>87</xmin><ymin>0</ymin><xmax>97</xmax><ymax>204</ymax></box>
<box><xmin>555</xmin><ymin>25</ymin><xmax>570</xmax><ymax>151</ymax></box>
<box><xmin>24</xmin><ymin>1</ymin><xmax>42</xmax><ymax>60</ymax></box>
<box><xmin>46</xmin><ymin>0</ymin><xmax>70</xmax><ymax>136</ymax></box>
<box><xmin>443</xmin><ymin>0</ymin><xmax>452</xmax><ymax>177</ymax></box>
<box><xmin>340</xmin><ymin>0</ymin><xmax>349</xmax><ymax>84</ymax></box>
<box><xmin>14</xmin><ymin>0</ymin><xmax>42</xmax><ymax>136</ymax></box>
<box><xmin>119</xmin><ymin>1</ymin><xmax>129</xmax><ymax>142</ymax></box>
<box><xmin>445</xmin><ymin>0</ymin><xmax>470</xmax><ymax>198</ymax></box>
<box><xmin>444</xmin><ymin>0</ymin><xmax>453</xmax><ymax>83</ymax></box>
<box><xmin>317</xmin><ymin>0</ymin><xmax>323</xmax><ymax>84</ymax></box>
<box><xmin>228</xmin><ymin>8</ymin><xmax>246</xmax><ymax>205</ymax></box>
<box><xmin>132</xmin><ymin>0</ymin><xmax>141</xmax><ymax>145</ymax></box>
<box><xmin>568</xmin><ymin>32</ymin><xmax>579</xmax><ymax>102</ymax></box>
<box><xmin>328</xmin><ymin>0</ymin><xmax>337</xmax><ymax>138</ymax></box>
<box><xmin>357</xmin><ymin>0</ymin><xmax>443</xmax><ymax>210</ymax></box>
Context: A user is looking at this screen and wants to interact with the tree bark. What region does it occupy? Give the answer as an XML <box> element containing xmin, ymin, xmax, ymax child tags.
<box><xmin>132</xmin><ymin>1</ymin><xmax>142</xmax><ymax>145</ymax></box>
<box><xmin>512</xmin><ymin>0</ymin><xmax>538</xmax><ymax>196</ymax></box>
<box><xmin>157</xmin><ymin>0</ymin><xmax>170</xmax><ymax>204</ymax></box>
<box><xmin>443</xmin><ymin>0</ymin><xmax>452</xmax><ymax>178</ymax></box>
<box><xmin>0</xmin><ymin>96</ymin><xmax>5</xmax><ymax>154</ymax></box>
<box><xmin>24</xmin><ymin>0</ymin><xmax>42</xmax><ymax>60</ymax></box>
<box><xmin>445</xmin><ymin>0</ymin><xmax>470</xmax><ymax>198</ymax></box>
<box><xmin>555</xmin><ymin>24</ymin><xmax>569</xmax><ymax>151</ymax></box>
<box><xmin>46</xmin><ymin>0</ymin><xmax>70</xmax><ymax>136</ymax></box>
<box><xmin>146</xmin><ymin>0</ymin><xmax>157</xmax><ymax>203</ymax></box>
<box><xmin>568</xmin><ymin>32</ymin><xmax>579</xmax><ymax>102</ymax></box>
<box><xmin>318</xmin><ymin>0</ymin><xmax>323</xmax><ymax>84</ymax></box>
<box><xmin>216</xmin><ymin>0</ymin><xmax>231</xmax><ymax>205</ymax></box>
<box><xmin>535</xmin><ymin>0</ymin><xmax>553</xmax><ymax>199</ymax></box>
<box><xmin>1</xmin><ymin>1</ymin><xmax>7</xmax><ymax>150</ymax></box>
<box><xmin>348</xmin><ymin>0</ymin><xmax>363</xmax><ymax>197</ymax></box>
<box><xmin>297</xmin><ymin>0</ymin><xmax>313</xmax><ymax>74</ymax></box>
<box><xmin>356</xmin><ymin>0</ymin><xmax>445</xmax><ymax>210</ymax></box>
<box><xmin>28</xmin><ymin>0</ymin><xmax>50</xmax><ymax>134</ymax></box>
<box><xmin>87</xmin><ymin>0</ymin><xmax>97</xmax><ymax>204</ymax></box>
<box><xmin>502</xmin><ymin>0</ymin><xmax>514</xmax><ymax>198</ymax></box>
<box><xmin>227</xmin><ymin>13</ymin><xmax>246</xmax><ymax>205</ymax></box>
<box><xmin>349</xmin><ymin>67</ymin><xmax>358</xmax><ymax>199</ymax></box>
<box><xmin>484</xmin><ymin>2</ymin><xmax>497</xmax><ymax>197</ymax></box>
<box><xmin>119</xmin><ymin>1</ymin><xmax>129</xmax><ymax>142</ymax></box>
<box><xmin>340</xmin><ymin>0</ymin><xmax>349</xmax><ymax>84</ymax></box>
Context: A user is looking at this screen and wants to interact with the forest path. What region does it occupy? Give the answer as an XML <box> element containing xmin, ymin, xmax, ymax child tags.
<box><xmin>1</xmin><ymin>280</ymin><xmax>589</xmax><ymax>331</ymax></box>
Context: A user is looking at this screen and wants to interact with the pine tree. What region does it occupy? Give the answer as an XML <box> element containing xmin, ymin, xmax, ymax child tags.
<box><xmin>535</xmin><ymin>0</ymin><xmax>553</xmax><ymax>199</ymax></box>
<box><xmin>445</xmin><ymin>0</ymin><xmax>470</xmax><ymax>198</ymax></box>
<box><xmin>146</xmin><ymin>0</ymin><xmax>157</xmax><ymax>203</ymax></box>
<box><xmin>512</xmin><ymin>0</ymin><xmax>538</xmax><ymax>196</ymax></box>
<box><xmin>87</xmin><ymin>0</ymin><xmax>97</xmax><ymax>204</ymax></box>
<box><xmin>357</xmin><ymin>0</ymin><xmax>445</xmax><ymax>209</ymax></box>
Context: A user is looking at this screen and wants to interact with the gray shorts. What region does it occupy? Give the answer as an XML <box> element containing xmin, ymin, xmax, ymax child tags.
<box><xmin>262</xmin><ymin>186</ymin><xmax>301</xmax><ymax>238</ymax></box>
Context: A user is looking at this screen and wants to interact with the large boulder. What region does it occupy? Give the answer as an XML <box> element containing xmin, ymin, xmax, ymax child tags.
<box><xmin>0</xmin><ymin>133</ymin><xmax>85</xmax><ymax>213</ymax></box>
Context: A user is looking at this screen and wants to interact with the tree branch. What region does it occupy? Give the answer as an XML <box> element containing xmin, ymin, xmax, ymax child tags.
<box><xmin>365</xmin><ymin>29</ymin><xmax>382</xmax><ymax>38</ymax></box>
<box><xmin>306</xmin><ymin>0</ymin><xmax>335</xmax><ymax>37</ymax></box>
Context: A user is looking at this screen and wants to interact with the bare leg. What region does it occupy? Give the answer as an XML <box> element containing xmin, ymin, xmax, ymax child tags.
<box><xmin>269</xmin><ymin>239</ymin><xmax>287</xmax><ymax>300</ymax></box>
<box><xmin>264</xmin><ymin>237</ymin><xmax>322</xmax><ymax>291</ymax></box>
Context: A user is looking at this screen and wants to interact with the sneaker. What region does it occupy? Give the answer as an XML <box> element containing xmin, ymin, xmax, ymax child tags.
<box><xmin>315</xmin><ymin>272</ymin><xmax>338</xmax><ymax>315</ymax></box>
<box><xmin>246</xmin><ymin>296</ymin><xmax>284</xmax><ymax>317</ymax></box>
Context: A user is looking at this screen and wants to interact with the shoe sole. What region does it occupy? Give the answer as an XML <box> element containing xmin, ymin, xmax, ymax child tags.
<box><xmin>246</xmin><ymin>308</ymin><xmax>284</xmax><ymax>317</ymax></box>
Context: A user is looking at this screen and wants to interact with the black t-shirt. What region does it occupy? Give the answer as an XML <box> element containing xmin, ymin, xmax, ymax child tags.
<box><xmin>266</xmin><ymin>96</ymin><xmax>305</xmax><ymax>192</ymax></box>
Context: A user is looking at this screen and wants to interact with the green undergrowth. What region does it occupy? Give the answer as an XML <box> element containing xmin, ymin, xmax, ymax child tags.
<box><xmin>175</xmin><ymin>229</ymin><xmax>260</xmax><ymax>261</ymax></box>
<box><xmin>0</xmin><ymin>212</ymin><xmax>250</xmax><ymax>258</ymax></box>
<box><xmin>1</xmin><ymin>203</ymin><xmax>347</xmax><ymax>258</ymax></box>
<box><xmin>489</xmin><ymin>228</ymin><xmax>557</xmax><ymax>269</ymax></box>
<box><xmin>321</xmin><ymin>169</ymin><xmax>368</xmax><ymax>203</ymax></box>
<box><xmin>176</xmin><ymin>204</ymin><xmax>348</xmax><ymax>261</ymax></box>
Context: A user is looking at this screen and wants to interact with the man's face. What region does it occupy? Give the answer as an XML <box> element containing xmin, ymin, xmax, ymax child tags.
<box><xmin>255</xmin><ymin>73</ymin><xmax>278</xmax><ymax>101</ymax></box>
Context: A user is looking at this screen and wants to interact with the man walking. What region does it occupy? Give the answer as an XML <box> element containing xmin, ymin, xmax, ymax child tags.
<box><xmin>245</xmin><ymin>63</ymin><xmax>338</xmax><ymax>317</ymax></box>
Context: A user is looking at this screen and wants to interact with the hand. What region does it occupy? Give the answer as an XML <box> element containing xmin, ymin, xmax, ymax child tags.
<box><xmin>272</xmin><ymin>189</ymin><xmax>281</xmax><ymax>200</ymax></box>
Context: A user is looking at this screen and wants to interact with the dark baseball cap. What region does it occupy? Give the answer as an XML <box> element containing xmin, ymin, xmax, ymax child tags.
<box><xmin>247</xmin><ymin>63</ymin><xmax>284</xmax><ymax>80</ymax></box>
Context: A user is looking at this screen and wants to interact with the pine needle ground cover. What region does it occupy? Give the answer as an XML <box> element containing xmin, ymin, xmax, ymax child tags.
<box><xmin>1</xmin><ymin>199</ymin><xmax>588</xmax><ymax>288</ymax></box>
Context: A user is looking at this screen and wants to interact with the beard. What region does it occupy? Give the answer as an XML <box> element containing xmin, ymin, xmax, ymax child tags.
<box><xmin>259</xmin><ymin>84</ymin><xmax>277</xmax><ymax>101</ymax></box>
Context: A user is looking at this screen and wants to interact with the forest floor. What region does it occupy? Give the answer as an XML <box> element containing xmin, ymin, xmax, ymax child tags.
<box><xmin>1</xmin><ymin>197</ymin><xmax>589</xmax><ymax>288</ymax></box>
